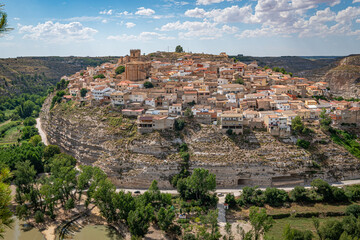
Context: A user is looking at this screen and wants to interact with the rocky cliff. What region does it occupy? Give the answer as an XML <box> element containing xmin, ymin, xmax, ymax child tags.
<box><xmin>41</xmin><ymin>98</ymin><xmax>360</xmax><ymax>189</ymax></box>
<box><xmin>325</xmin><ymin>55</ymin><xmax>360</xmax><ymax>98</ymax></box>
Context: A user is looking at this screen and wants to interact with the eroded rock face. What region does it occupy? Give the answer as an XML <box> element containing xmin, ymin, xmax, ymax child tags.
<box><xmin>325</xmin><ymin>55</ymin><xmax>360</xmax><ymax>98</ymax></box>
<box><xmin>41</xmin><ymin>97</ymin><xmax>360</xmax><ymax>189</ymax></box>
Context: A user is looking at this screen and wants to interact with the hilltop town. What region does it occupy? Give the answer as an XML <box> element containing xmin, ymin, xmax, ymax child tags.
<box><xmin>61</xmin><ymin>49</ymin><xmax>359</xmax><ymax>137</ymax></box>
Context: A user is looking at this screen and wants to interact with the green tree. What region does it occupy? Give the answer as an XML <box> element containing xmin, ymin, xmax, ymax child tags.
<box><xmin>225</xmin><ymin>193</ymin><xmax>237</xmax><ymax>208</ymax></box>
<box><xmin>127</xmin><ymin>204</ymin><xmax>154</xmax><ymax>238</ymax></box>
<box><xmin>14</xmin><ymin>160</ymin><xmax>36</xmax><ymax>197</ymax></box>
<box><xmin>297</xmin><ymin>139</ymin><xmax>310</xmax><ymax>149</ymax></box>
<box><xmin>0</xmin><ymin>168</ymin><xmax>13</xmax><ymax>238</ymax></box>
<box><xmin>115</xmin><ymin>66</ymin><xmax>125</xmax><ymax>75</ymax></box>
<box><xmin>346</xmin><ymin>204</ymin><xmax>360</xmax><ymax>218</ymax></box>
<box><xmin>29</xmin><ymin>135</ymin><xmax>42</xmax><ymax>146</ymax></box>
<box><xmin>283</xmin><ymin>224</ymin><xmax>313</xmax><ymax>240</ymax></box>
<box><xmin>292</xmin><ymin>116</ymin><xmax>305</xmax><ymax>134</ymax></box>
<box><xmin>248</xmin><ymin>206</ymin><xmax>274</xmax><ymax>240</ymax></box>
<box><xmin>182</xmin><ymin>168</ymin><xmax>216</xmax><ymax>201</ymax></box>
<box><xmin>320</xmin><ymin>109</ymin><xmax>332</xmax><ymax>129</ymax></box>
<box><xmin>93</xmin><ymin>179</ymin><xmax>117</xmax><ymax>222</ymax></box>
<box><xmin>93</xmin><ymin>74</ymin><xmax>105</xmax><ymax>79</ymax></box>
<box><xmin>0</xmin><ymin>4</ymin><xmax>12</xmax><ymax>34</ymax></box>
<box><xmin>311</xmin><ymin>179</ymin><xmax>333</xmax><ymax>202</ymax></box>
<box><xmin>290</xmin><ymin>186</ymin><xmax>309</xmax><ymax>203</ymax></box>
<box><xmin>23</xmin><ymin>117</ymin><xmax>36</xmax><ymax>126</ymax></box>
<box><xmin>175</xmin><ymin>45</ymin><xmax>184</xmax><ymax>53</ymax></box>
<box><xmin>80</xmin><ymin>88</ymin><xmax>88</xmax><ymax>97</ymax></box>
<box><xmin>235</xmin><ymin>78</ymin><xmax>244</xmax><ymax>85</ymax></box>
<box><xmin>16</xmin><ymin>100</ymin><xmax>36</xmax><ymax>119</ymax></box>
<box><xmin>174</xmin><ymin>119</ymin><xmax>185</xmax><ymax>131</ymax></box>
<box><xmin>157</xmin><ymin>207</ymin><xmax>175</xmax><ymax>232</ymax></box>
<box><xmin>144</xmin><ymin>81</ymin><xmax>154</xmax><ymax>88</ymax></box>
<box><xmin>43</xmin><ymin>145</ymin><xmax>61</xmax><ymax>161</ymax></box>
<box><xmin>34</xmin><ymin>210</ymin><xmax>44</xmax><ymax>223</ymax></box>
<box><xmin>264</xmin><ymin>188</ymin><xmax>289</xmax><ymax>207</ymax></box>
<box><xmin>318</xmin><ymin>219</ymin><xmax>343</xmax><ymax>240</ymax></box>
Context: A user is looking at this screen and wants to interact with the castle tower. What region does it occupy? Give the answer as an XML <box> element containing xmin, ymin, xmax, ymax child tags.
<box><xmin>130</xmin><ymin>49</ymin><xmax>141</xmax><ymax>62</ymax></box>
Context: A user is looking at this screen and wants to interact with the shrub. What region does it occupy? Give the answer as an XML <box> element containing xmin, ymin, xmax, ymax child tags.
<box><xmin>35</xmin><ymin>210</ymin><xmax>44</xmax><ymax>223</ymax></box>
<box><xmin>290</xmin><ymin>186</ymin><xmax>310</xmax><ymax>203</ymax></box>
<box><xmin>283</xmin><ymin>224</ymin><xmax>313</xmax><ymax>240</ymax></box>
<box><xmin>21</xmin><ymin>126</ymin><xmax>39</xmax><ymax>140</ymax></box>
<box><xmin>311</xmin><ymin>179</ymin><xmax>333</xmax><ymax>202</ymax></box>
<box><xmin>183</xmin><ymin>233</ymin><xmax>196</xmax><ymax>240</ymax></box>
<box><xmin>226</xmin><ymin>129</ymin><xmax>233</xmax><ymax>136</ymax></box>
<box><xmin>297</xmin><ymin>139</ymin><xmax>310</xmax><ymax>149</ymax></box>
<box><xmin>175</xmin><ymin>119</ymin><xmax>185</xmax><ymax>131</ymax></box>
<box><xmin>331</xmin><ymin>187</ymin><xmax>348</xmax><ymax>203</ymax></box>
<box><xmin>345</xmin><ymin>185</ymin><xmax>360</xmax><ymax>201</ymax></box>
<box><xmin>264</xmin><ymin>188</ymin><xmax>289</xmax><ymax>207</ymax></box>
<box><xmin>93</xmin><ymin>74</ymin><xmax>105</xmax><ymax>79</ymax></box>
<box><xmin>23</xmin><ymin>117</ymin><xmax>36</xmax><ymax>126</ymax></box>
<box><xmin>345</xmin><ymin>204</ymin><xmax>360</xmax><ymax>218</ymax></box>
<box><xmin>144</xmin><ymin>81</ymin><xmax>154</xmax><ymax>89</ymax></box>
<box><xmin>225</xmin><ymin>193</ymin><xmax>237</xmax><ymax>208</ymax></box>
<box><xmin>238</xmin><ymin>186</ymin><xmax>264</xmax><ymax>206</ymax></box>
<box><xmin>115</xmin><ymin>66</ymin><xmax>125</xmax><ymax>75</ymax></box>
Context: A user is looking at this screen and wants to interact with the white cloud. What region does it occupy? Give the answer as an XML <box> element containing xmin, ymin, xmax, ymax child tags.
<box><xmin>13</xmin><ymin>17</ymin><xmax>20</xmax><ymax>21</ymax></box>
<box><xmin>336</xmin><ymin>6</ymin><xmax>360</xmax><ymax>23</ymax></box>
<box><xmin>356</xmin><ymin>19</ymin><xmax>360</xmax><ymax>23</ymax></box>
<box><xmin>102</xmin><ymin>19</ymin><xmax>108</xmax><ymax>24</ymax></box>
<box><xmin>237</xmin><ymin>5</ymin><xmax>360</xmax><ymax>39</ymax></box>
<box><xmin>117</xmin><ymin>11</ymin><xmax>133</xmax><ymax>16</ymax></box>
<box><xmin>353</xmin><ymin>0</ymin><xmax>360</xmax><ymax>3</ymax></box>
<box><xmin>135</xmin><ymin>7</ymin><xmax>155</xmax><ymax>16</ymax></box>
<box><xmin>99</xmin><ymin>9</ymin><xmax>113</xmax><ymax>15</ymax></box>
<box><xmin>126</xmin><ymin>22</ymin><xmax>136</xmax><ymax>28</ymax></box>
<box><xmin>160</xmin><ymin>20</ymin><xmax>238</xmax><ymax>39</ymax></box>
<box><xmin>19</xmin><ymin>21</ymin><xmax>98</xmax><ymax>42</ymax></box>
<box><xmin>196</xmin><ymin>0</ymin><xmax>224</xmax><ymax>5</ymax></box>
<box><xmin>107</xmin><ymin>32</ymin><xmax>174</xmax><ymax>41</ymax></box>
<box><xmin>308</xmin><ymin>7</ymin><xmax>336</xmax><ymax>24</ymax></box>
<box><xmin>185</xmin><ymin>8</ymin><xmax>206</xmax><ymax>18</ymax></box>
<box><xmin>64</xmin><ymin>16</ymin><xmax>102</xmax><ymax>22</ymax></box>
<box><xmin>185</xmin><ymin>5</ymin><xmax>254</xmax><ymax>23</ymax></box>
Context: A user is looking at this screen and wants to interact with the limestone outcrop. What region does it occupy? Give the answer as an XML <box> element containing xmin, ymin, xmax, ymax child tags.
<box><xmin>41</xmin><ymin>97</ymin><xmax>360</xmax><ymax>189</ymax></box>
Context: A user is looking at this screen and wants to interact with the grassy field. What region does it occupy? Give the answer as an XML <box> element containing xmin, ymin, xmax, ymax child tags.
<box><xmin>266</xmin><ymin>202</ymin><xmax>350</xmax><ymax>215</ymax></box>
<box><xmin>0</xmin><ymin>122</ymin><xmax>23</xmax><ymax>145</ymax></box>
<box><xmin>265</xmin><ymin>216</ymin><xmax>343</xmax><ymax>240</ymax></box>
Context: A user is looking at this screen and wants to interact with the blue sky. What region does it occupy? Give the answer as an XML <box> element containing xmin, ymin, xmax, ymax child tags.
<box><xmin>1</xmin><ymin>0</ymin><xmax>360</xmax><ymax>57</ymax></box>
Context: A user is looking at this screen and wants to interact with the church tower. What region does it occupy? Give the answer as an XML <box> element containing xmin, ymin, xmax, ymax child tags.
<box><xmin>130</xmin><ymin>49</ymin><xmax>141</xmax><ymax>62</ymax></box>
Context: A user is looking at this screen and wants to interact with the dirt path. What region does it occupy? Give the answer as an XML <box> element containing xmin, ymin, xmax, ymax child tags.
<box><xmin>36</xmin><ymin>118</ymin><xmax>49</xmax><ymax>146</ymax></box>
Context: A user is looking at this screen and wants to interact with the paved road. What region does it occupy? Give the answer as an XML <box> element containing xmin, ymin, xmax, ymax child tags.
<box><xmin>36</xmin><ymin>118</ymin><xmax>49</xmax><ymax>146</ymax></box>
<box><xmin>116</xmin><ymin>179</ymin><xmax>360</xmax><ymax>197</ymax></box>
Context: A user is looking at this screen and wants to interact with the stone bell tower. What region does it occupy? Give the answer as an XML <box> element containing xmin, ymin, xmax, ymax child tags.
<box><xmin>130</xmin><ymin>49</ymin><xmax>141</xmax><ymax>62</ymax></box>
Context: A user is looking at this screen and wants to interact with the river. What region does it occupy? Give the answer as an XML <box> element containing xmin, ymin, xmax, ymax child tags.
<box><xmin>3</xmin><ymin>217</ymin><xmax>44</xmax><ymax>240</ymax></box>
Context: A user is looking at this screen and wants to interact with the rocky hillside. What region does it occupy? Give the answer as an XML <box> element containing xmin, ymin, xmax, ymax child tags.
<box><xmin>41</xmin><ymin>98</ymin><xmax>360</xmax><ymax>189</ymax></box>
<box><xmin>324</xmin><ymin>55</ymin><xmax>360</xmax><ymax>98</ymax></box>
<box><xmin>0</xmin><ymin>56</ymin><xmax>118</xmax><ymax>97</ymax></box>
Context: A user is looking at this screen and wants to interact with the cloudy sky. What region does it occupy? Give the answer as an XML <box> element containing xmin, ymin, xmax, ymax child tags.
<box><xmin>1</xmin><ymin>0</ymin><xmax>360</xmax><ymax>57</ymax></box>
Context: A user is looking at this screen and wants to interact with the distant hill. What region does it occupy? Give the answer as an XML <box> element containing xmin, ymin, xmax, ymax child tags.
<box><xmin>230</xmin><ymin>55</ymin><xmax>341</xmax><ymax>78</ymax></box>
<box><xmin>0</xmin><ymin>56</ymin><xmax>119</xmax><ymax>97</ymax></box>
